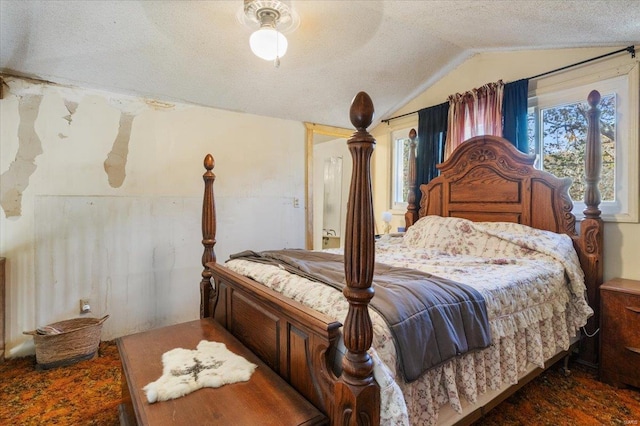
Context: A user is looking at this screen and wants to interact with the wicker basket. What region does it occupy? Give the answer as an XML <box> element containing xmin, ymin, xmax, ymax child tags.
<box><xmin>24</xmin><ymin>315</ymin><xmax>109</xmax><ymax>370</ymax></box>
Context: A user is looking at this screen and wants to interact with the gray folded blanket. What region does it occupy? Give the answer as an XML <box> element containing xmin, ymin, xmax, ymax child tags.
<box><xmin>229</xmin><ymin>249</ymin><xmax>492</xmax><ymax>382</ymax></box>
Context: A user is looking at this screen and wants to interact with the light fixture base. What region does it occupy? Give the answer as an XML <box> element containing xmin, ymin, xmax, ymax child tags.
<box><xmin>238</xmin><ymin>0</ymin><xmax>299</xmax><ymax>34</ymax></box>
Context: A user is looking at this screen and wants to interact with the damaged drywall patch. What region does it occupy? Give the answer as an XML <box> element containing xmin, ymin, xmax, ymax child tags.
<box><xmin>145</xmin><ymin>99</ymin><xmax>175</xmax><ymax>110</ymax></box>
<box><xmin>2</xmin><ymin>75</ymin><xmax>188</xmax><ymax>195</ymax></box>
<box><xmin>58</xmin><ymin>100</ymin><xmax>78</xmax><ymax>139</ymax></box>
<box><xmin>104</xmin><ymin>113</ymin><xmax>134</xmax><ymax>188</ymax></box>
<box><xmin>0</xmin><ymin>94</ymin><xmax>44</xmax><ymax>218</ymax></box>
<box><xmin>63</xmin><ymin>99</ymin><xmax>78</xmax><ymax>124</ymax></box>
<box><xmin>0</xmin><ymin>76</ymin><xmax>6</xmax><ymax>99</ymax></box>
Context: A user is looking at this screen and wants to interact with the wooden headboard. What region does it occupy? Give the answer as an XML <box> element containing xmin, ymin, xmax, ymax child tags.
<box><xmin>418</xmin><ymin>135</ymin><xmax>576</xmax><ymax>233</ymax></box>
<box><xmin>405</xmin><ymin>91</ymin><xmax>604</xmax><ymax>365</ymax></box>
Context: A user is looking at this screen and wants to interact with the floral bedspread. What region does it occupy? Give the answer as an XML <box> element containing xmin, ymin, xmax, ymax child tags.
<box><xmin>225</xmin><ymin>216</ymin><xmax>593</xmax><ymax>425</ymax></box>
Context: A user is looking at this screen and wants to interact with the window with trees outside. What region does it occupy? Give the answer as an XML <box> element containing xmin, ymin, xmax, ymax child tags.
<box><xmin>388</xmin><ymin>61</ymin><xmax>638</xmax><ymax>222</ymax></box>
<box><xmin>391</xmin><ymin>128</ymin><xmax>413</xmax><ymax>211</ymax></box>
<box><xmin>528</xmin><ymin>93</ymin><xmax>616</xmax><ymax>203</ymax></box>
<box><xmin>528</xmin><ymin>69</ymin><xmax>638</xmax><ymax>222</ymax></box>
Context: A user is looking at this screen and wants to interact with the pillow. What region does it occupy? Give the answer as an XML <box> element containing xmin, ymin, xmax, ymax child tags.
<box><xmin>404</xmin><ymin>216</ymin><xmax>577</xmax><ymax>264</ymax></box>
<box><xmin>403</xmin><ymin>215</ymin><xmax>481</xmax><ymax>255</ymax></box>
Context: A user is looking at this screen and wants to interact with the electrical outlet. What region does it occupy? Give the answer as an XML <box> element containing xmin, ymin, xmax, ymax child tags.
<box><xmin>293</xmin><ymin>197</ymin><xmax>300</xmax><ymax>208</ymax></box>
<box><xmin>80</xmin><ymin>299</ymin><xmax>91</xmax><ymax>314</ymax></box>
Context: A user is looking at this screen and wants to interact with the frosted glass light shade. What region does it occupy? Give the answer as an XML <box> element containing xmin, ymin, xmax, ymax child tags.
<box><xmin>382</xmin><ymin>211</ymin><xmax>393</xmax><ymax>223</ymax></box>
<box><xmin>249</xmin><ymin>27</ymin><xmax>288</xmax><ymax>61</ymax></box>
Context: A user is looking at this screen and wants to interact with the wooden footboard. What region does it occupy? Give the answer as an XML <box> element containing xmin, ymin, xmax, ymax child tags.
<box><xmin>207</xmin><ymin>262</ymin><xmax>342</xmax><ymax>416</ymax></box>
<box><xmin>197</xmin><ymin>154</ymin><xmax>343</xmax><ymax>414</ymax></box>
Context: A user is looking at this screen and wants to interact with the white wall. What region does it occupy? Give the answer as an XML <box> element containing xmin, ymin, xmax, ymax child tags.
<box><xmin>371</xmin><ymin>46</ymin><xmax>640</xmax><ymax>281</ymax></box>
<box><xmin>0</xmin><ymin>76</ymin><xmax>306</xmax><ymax>357</ymax></box>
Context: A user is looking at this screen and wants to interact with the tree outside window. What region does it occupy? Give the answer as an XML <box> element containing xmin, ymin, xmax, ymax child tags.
<box><xmin>529</xmin><ymin>94</ymin><xmax>616</xmax><ymax>203</ymax></box>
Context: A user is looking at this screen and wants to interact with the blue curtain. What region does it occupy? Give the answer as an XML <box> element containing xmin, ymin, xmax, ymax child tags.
<box><xmin>502</xmin><ymin>79</ymin><xmax>529</xmax><ymax>153</ymax></box>
<box><xmin>416</xmin><ymin>102</ymin><xmax>449</xmax><ymax>206</ymax></box>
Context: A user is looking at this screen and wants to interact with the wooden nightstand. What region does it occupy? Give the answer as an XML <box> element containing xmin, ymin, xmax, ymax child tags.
<box><xmin>599</xmin><ymin>278</ymin><xmax>640</xmax><ymax>388</ymax></box>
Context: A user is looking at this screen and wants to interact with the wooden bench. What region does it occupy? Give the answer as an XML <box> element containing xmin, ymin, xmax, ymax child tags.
<box><xmin>117</xmin><ymin>318</ymin><xmax>327</xmax><ymax>425</ymax></box>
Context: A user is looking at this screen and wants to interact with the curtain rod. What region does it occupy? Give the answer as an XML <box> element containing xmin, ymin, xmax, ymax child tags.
<box><xmin>527</xmin><ymin>45</ymin><xmax>635</xmax><ymax>80</ymax></box>
<box><xmin>381</xmin><ymin>45</ymin><xmax>636</xmax><ymax>124</ymax></box>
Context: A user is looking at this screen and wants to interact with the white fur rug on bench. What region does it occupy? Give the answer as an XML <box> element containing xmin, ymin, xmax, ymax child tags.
<box><xmin>144</xmin><ymin>340</ymin><xmax>258</xmax><ymax>403</ymax></box>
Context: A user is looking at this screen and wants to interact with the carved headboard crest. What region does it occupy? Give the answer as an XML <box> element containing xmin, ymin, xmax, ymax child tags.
<box><xmin>440</xmin><ymin>136</ymin><xmax>535</xmax><ymax>180</ymax></box>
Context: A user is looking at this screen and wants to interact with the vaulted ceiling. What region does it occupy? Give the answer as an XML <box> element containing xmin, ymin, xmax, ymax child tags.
<box><xmin>1</xmin><ymin>1</ymin><xmax>639</xmax><ymax>129</ymax></box>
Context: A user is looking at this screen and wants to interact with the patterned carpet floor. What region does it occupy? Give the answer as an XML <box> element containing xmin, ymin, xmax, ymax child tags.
<box><xmin>0</xmin><ymin>340</ymin><xmax>638</xmax><ymax>425</ymax></box>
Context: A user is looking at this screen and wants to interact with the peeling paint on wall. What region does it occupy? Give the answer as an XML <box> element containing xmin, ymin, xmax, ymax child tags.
<box><xmin>58</xmin><ymin>100</ymin><xmax>78</xmax><ymax>139</ymax></box>
<box><xmin>0</xmin><ymin>95</ymin><xmax>43</xmax><ymax>218</ymax></box>
<box><xmin>63</xmin><ymin>100</ymin><xmax>78</xmax><ymax>123</ymax></box>
<box><xmin>1</xmin><ymin>75</ymin><xmax>307</xmax><ymax>359</ymax></box>
<box><xmin>104</xmin><ymin>113</ymin><xmax>134</xmax><ymax>188</ymax></box>
<box><xmin>145</xmin><ymin>99</ymin><xmax>175</xmax><ymax>110</ymax></box>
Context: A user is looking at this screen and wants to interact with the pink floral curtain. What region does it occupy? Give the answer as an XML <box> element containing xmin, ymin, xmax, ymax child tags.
<box><xmin>444</xmin><ymin>80</ymin><xmax>504</xmax><ymax>159</ymax></box>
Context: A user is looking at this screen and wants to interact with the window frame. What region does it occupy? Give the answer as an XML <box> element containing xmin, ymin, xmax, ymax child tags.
<box><xmin>389</xmin><ymin>126</ymin><xmax>414</xmax><ymax>212</ymax></box>
<box><xmin>528</xmin><ymin>61</ymin><xmax>639</xmax><ymax>223</ymax></box>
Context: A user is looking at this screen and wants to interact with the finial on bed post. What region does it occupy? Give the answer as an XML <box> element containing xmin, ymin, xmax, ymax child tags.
<box><xmin>577</xmin><ymin>90</ymin><xmax>604</xmax><ymax>366</ymax></box>
<box><xmin>335</xmin><ymin>92</ymin><xmax>380</xmax><ymax>426</ymax></box>
<box><xmin>405</xmin><ymin>129</ymin><xmax>418</xmax><ymax>229</ymax></box>
<box><xmin>200</xmin><ymin>154</ymin><xmax>217</xmax><ymax>319</ymax></box>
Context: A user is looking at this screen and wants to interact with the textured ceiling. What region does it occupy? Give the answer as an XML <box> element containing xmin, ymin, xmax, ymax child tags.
<box><xmin>1</xmin><ymin>1</ymin><xmax>639</xmax><ymax>129</ymax></box>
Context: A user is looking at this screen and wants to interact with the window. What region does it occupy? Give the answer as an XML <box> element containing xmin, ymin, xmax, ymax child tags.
<box><xmin>386</xmin><ymin>60</ymin><xmax>638</xmax><ymax>222</ymax></box>
<box><xmin>528</xmin><ymin>92</ymin><xmax>616</xmax><ymax>203</ymax></box>
<box><xmin>391</xmin><ymin>128</ymin><xmax>414</xmax><ymax>211</ymax></box>
<box><xmin>528</xmin><ymin>65</ymin><xmax>639</xmax><ymax>223</ymax></box>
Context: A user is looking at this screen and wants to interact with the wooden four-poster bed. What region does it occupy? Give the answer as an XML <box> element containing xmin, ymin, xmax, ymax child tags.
<box><xmin>199</xmin><ymin>90</ymin><xmax>604</xmax><ymax>425</ymax></box>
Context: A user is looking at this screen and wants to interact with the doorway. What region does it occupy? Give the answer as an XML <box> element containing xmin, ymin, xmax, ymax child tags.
<box><xmin>304</xmin><ymin>123</ymin><xmax>352</xmax><ymax>250</ymax></box>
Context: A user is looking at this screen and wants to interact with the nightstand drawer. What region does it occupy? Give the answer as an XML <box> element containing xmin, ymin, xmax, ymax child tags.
<box><xmin>606</xmin><ymin>345</ymin><xmax>640</xmax><ymax>384</ymax></box>
<box><xmin>600</xmin><ymin>278</ymin><xmax>640</xmax><ymax>388</ymax></box>
<box><xmin>602</xmin><ymin>292</ymin><xmax>640</xmax><ymax>346</ymax></box>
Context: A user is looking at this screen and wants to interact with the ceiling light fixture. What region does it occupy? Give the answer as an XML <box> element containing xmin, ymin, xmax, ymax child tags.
<box><xmin>240</xmin><ymin>0</ymin><xmax>299</xmax><ymax>67</ymax></box>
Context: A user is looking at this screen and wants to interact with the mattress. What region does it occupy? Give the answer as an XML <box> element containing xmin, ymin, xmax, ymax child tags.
<box><xmin>225</xmin><ymin>216</ymin><xmax>593</xmax><ymax>425</ymax></box>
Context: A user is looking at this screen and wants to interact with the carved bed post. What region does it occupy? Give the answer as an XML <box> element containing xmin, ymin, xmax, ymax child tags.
<box><xmin>200</xmin><ymin>154</ymin><xmax>217</xmax><ymax>319</ymax></box>
<box><xmin>577</xmin><ymin>90</ymin><xmax>604</xmax><ymax>366</ymax></box>
<box><xmin>404</xmin><ymin>129</ymin><xmax>418</xmax><ymax>229</ymax></box>
<box><xmin>334</xmin><ymin>92</ymin><xmax>380</xmax><ymax>425</ymax></box>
